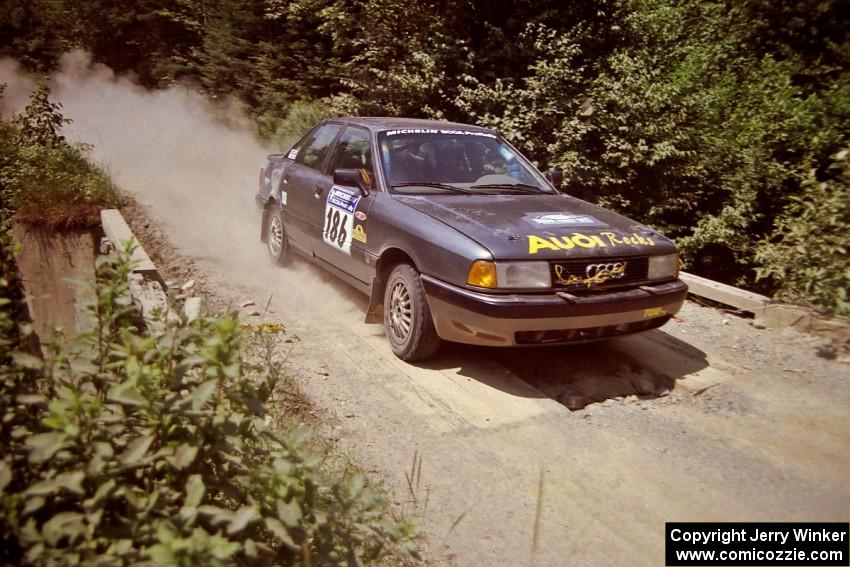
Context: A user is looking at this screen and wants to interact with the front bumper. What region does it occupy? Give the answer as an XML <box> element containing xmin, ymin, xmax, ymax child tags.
<box><xmin>421</xmin><ymin>275</ymin><xmax>688</xmax><ymax>347</ymax></box>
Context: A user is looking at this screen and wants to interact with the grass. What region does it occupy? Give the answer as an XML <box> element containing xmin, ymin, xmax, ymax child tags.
<box><xmin>1</xmin><ymin>83</ymin><xmax>121</xmax><ymax>229</ymax></box>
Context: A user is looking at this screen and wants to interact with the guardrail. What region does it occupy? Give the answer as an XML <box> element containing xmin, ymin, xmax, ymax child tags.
<box><xmin>680</xmin><ymin>271</ymin><xmax>848</xmax><ymax>338</ymax></box>
<box><xmin>100</xmin><ymin>209</ymin><xmax>172</xmax><ymax>326</ymax></box>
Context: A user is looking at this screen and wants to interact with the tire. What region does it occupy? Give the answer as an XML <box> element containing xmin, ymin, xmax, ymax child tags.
<box><xmin>265</xmin><ymin>206</ymin><xmax>290</xmax><ymax>266</ymax></box>
<box><xmin>384</xmin><ymin>264</ymin><xmax>441</xmax><ymax>361</ymax></box>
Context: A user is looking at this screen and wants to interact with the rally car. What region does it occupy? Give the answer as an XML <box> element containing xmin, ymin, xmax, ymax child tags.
<box><xmin>255</xmin><ymin>118</ymin><xmax>687</xmax><ymax>361</ymax></box>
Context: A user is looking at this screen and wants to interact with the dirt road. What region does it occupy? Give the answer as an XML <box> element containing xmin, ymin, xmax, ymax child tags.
<box><xmin>46</xmin><ymin>67</ymin><xmax>848</xmax><ymax>565</ymax></box>
<box><xmin>121</xmin><ymin>199</ymin><xmax>850</xmax><ymax>567</ymax></box>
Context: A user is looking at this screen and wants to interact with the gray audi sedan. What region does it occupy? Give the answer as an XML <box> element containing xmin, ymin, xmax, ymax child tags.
<box><xmin>256</xmin><ymin>118</ymin><xmax>687</xmax><ymax>361</ymax></box>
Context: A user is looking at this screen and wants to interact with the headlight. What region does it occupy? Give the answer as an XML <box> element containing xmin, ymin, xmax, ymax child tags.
<box><xmin>648</xmin><ymin>253</ymin><xmax>679</xmax><ymax>280</ymax></box>
<box><xmin>467</xmin><ymin>261</ymin><xmax>551</xmax><ymax>288</ymax></box>
<box><xmin>497</xmin><ymin>261</ymin><xmax>551</xmax><ymax>288</ymax></box>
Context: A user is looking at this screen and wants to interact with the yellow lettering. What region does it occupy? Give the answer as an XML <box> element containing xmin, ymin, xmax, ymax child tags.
<box><xmin>602</xmin><ymin>231</ymin><xmax>621</xmax><ymax>246</ymax></box>
<box><xmin>552</xmin><ymin>236</ymin><xmax>575</xmax><ymax>250</ymax></box>
<box><xmin>643</xmin><ymin>307</ymin><xmax>666</xmax><ymax>318</ymax></box>
<box><xmin>591</xmin><ymin>235</ymin><xmax>607</xmax><ymax>247</ymax></box>
<box><xmin>571</xmin><ymin>233</ymin><xmax>597</xmax><ymax>248</ymax></box>
<box><xmin>528</xmin><ymin>235</ymin><xmax>560</xmax><ymax>254</ymax></box>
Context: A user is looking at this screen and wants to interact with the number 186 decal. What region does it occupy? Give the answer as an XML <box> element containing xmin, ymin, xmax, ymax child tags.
<box><xmin>323</xmin><ymin>186</ymin><xmax>361</xmax><ymax>254</ymax></box>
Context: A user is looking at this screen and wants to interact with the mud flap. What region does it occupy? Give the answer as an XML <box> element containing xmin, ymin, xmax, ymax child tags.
<box><xmin>260</xmin><ymin>206</ymin><xmax>269</xmax><ymax>242</ymax></box>
<box><xmin>364</xmin><ymin>277</ymin><xmax>384</xmax><ymax>324</ymax></box>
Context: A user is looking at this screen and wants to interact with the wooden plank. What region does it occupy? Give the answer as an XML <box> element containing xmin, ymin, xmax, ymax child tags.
<box><xmin>680</xmin><ymin>272</ymin><xmax>849</xmax><ymax>337</ymax></box>
<box><xmin>100</xmin><ymin>209</ymin><xmax>157</xmax><ymax>274</ymax></box>
<box><xmin>679</xmin><ymin>271</ymin><xmax>770</xmax><ymax>313</ymax></box>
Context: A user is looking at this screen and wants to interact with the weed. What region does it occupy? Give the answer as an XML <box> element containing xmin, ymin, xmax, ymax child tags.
<box><xmin>0</xmin><ymin>251</ymin><xmax>417</xmax><ymax>565</ymax></box>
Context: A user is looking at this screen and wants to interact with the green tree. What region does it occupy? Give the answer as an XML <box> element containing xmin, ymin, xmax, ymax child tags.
<box><xmin>756</xmin><ymin>147</ymin><xmax>850</xmax><ymax>315</ymax></box>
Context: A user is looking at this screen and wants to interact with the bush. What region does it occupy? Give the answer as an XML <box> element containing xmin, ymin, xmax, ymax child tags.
<box><xmin>0</xmin><ymin>250</ymin><xmax>416</xmax><ymax>565</ymax></box>
<box><xmin>755</xmin><ymin>147</ymin><xmax>850</xmax><ymax>316</ymax></box>
<box><xmin>0</xmin><ymin>82</ymin><xmax>121</xmax><ymax>228</ymax></box>
<box><xmin>259</xmin><ymin>98</ymin><xmax>338</xmax><ymax>149</ymax></box>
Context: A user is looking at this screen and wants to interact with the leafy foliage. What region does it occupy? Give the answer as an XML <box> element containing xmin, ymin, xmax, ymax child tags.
<box><xmin>755</xmin><ymin>148</ymin><xmax>850</xmax><ymax>315</ymax></box>
<box><xmin>260</xmin><ymin>98</ymin><xmax>338</xmax><ymax>149</ymax></box>
<box><xmin>0</xmin><ymin>83</ymin><xmax>120</xmax><ymax>227</ymax></box>
<box><xmin>0</xmin><ymin>250</ymin><xmax>416</xmax><ymax>565</ymax></box>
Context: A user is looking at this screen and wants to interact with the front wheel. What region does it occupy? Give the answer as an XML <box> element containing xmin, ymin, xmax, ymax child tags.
<box><xmin>384</xmin><ymin>264</ymin><xmax>441</xmax><ymax>361</ymax></box>
<box><xmin>265</xmin><ymin>206</ymin><xmax>290</xmax><ymax>266</ymax></box>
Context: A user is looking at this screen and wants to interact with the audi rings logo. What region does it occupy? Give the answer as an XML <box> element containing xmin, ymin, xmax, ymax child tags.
<box><xmin>585</xmin><ymin>262</ymin><xmax>627</xmax><ymax>279</ymax></box>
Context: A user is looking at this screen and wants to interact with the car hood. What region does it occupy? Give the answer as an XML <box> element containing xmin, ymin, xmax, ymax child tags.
<box><xmin>395</xmin><ymin>193</ymin><xmax>676</xmax><ymax>260</ymax></box>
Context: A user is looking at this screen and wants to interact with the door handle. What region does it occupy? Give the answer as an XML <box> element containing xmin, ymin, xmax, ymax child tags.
<box><xmin>314</xmin><ymin>187</ymin><xmax>323</xmax><ymax>199</ymax></box>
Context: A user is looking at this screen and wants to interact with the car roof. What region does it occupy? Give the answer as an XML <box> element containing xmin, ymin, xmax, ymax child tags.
<box><xmin>327</xmin><ymin>116</ymin><xmax>497</xmax><ymax>135</ymax></box>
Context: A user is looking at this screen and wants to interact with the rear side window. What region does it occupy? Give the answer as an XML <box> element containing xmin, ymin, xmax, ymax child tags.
<box><xmin>296</xmin><ymin>124</ymin><xmax>342</xmax><ymax>171</ymax></box>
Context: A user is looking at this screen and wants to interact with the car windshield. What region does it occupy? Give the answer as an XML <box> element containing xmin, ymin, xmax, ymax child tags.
<box><xmin>378</xmin><ymin>130</ymin><xmax>553</xmax><ymax>194</ymax></box>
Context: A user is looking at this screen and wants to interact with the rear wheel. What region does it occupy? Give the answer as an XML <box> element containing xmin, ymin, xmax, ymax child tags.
<box><xmin>384</xmin><ymin>264</ymin><xmax>441</xmax><ymax>361</ymax></box>
<box><xmin>265</xmin><ymin>206</ymin><xmax>290</xmax><ymax>266</ymax></box>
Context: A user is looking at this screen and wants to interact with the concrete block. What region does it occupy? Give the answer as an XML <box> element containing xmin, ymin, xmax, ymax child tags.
<box><xmin>184</xmin><ymin>297</ymin><xmax>203</xmax><ymax>322</ymax></box>
<box><xmin>754</xmin><ymin>304</ymin><xmax>813</xmax><ymax>330</ymax></box>
<box><xmin>128</xmin><ymin>273</ymin><xmax>169</xmax><ymax>327</ymax></box>
<box><xmin>100</xmin><ymin>209</ymin><xmax>158</xmax><ymax>276</ymax></box>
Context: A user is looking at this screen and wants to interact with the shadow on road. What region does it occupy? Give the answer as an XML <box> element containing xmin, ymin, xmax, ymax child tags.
<box><xmin>423</xmin><ymin>329</ymin><xmax>709</xmax><ymax>411</ymax></box>
<box><xmin>288</xmin><ymin>256</ymin><xmax>709</xmax><ymax>412</ymax></box>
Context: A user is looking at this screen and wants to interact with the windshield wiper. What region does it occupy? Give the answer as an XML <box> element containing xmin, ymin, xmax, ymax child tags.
<box><xmin>392</xmin><ymin>182</ymin><xmax>474</xmax><ymax>194</ymax></box>
<box><xmin>469</xmin><ymin>182</ymin><xmax>548</xmax><ymax>194</ymax></box>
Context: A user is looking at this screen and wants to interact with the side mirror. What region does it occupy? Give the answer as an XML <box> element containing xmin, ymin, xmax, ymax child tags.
<box><xmin>333</xmin><ymin>168</ymin><xmax>369</xmax><ymax>196</ymax></box>
<box><xmin>545</xmin><ymin>169</ymin><xmax>563</xmax><ymax>190</ymax></box>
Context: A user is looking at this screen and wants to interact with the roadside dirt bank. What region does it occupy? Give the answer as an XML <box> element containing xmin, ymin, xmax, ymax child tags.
<box><xmin>121</xmin><ymin>198</ymin><xmax>850</xmax><ymax>567</ymax></box>
<box><xmin>11</xmin><ymin>222</ymin><xmax>97</xmax><ymax>345</ymax></box>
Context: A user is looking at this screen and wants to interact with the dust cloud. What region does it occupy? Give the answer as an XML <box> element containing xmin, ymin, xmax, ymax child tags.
<box><xmin>3</xmin><ymin>51</ymin><xmax>365</xmax><ymax>321</ymax></box>
<box><xmin>53</xmin><ymin>51</ymin><xmax>265</xmax><ymax>262</ymax></box>
<box><xmin>0</xmin><ymin>57</ymin><xmax>36</xmax><ymax>117</ymax></box>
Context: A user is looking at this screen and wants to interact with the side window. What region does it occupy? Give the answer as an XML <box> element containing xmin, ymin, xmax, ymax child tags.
<box><xmin>296</xmin><ymin>124</ymin><xmax>342</xmax><ymax>171</ymax></box>
<box><xmin>328</xmin><ymin>127</ymin><xmax>374</xmax><ymax>189</ymax></box>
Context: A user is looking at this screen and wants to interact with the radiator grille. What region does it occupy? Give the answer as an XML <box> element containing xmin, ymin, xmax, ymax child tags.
<box><xmin>549</xmin><ymin>256</ymin><xmax>649</xmax><ymax>291</ymax></box>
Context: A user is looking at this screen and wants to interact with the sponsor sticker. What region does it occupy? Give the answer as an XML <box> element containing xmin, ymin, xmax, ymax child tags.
<box><xmin>529</xmin><ymin>213</ymin><xmax>598</xmax><ymax>226</ymax></box>
<box><xmin>354</xmin><ymin>211</ymin><xmax>367</xmax><ymax>221</ymax></box>
<box><xmin>644</xmin><ymin>307</ymin><xmax>667</xmax><ymax>318</ymax></box>
<box><xmin>327</xmin><ymin>186</ymin><xmax>360</xmax><ymax>214</ymax></box>
<box><xmin>352</xmin><ymin>224</ymin><xmax>367</xmax><ymax>243</ymax></box>
<box><xmin>287</xmin><ymin>148</ymin><xmax>298</xmax><ymax>160</ymax></box>
<box><xmin>527</xmin><ymin>231</ymin><xmax>656</xmax><ymax>254</ymax></box>
<box><xmin>554</xmin><ymin>262</ymin><xmax>627</xmax><ymax>288</ymax></box>
<box><xmin>384</xmin><ymin>128</ymin><xmax>497</xmax><ymax>139</ymax></box>
<box><xmin>280</xmin><ymin>191</ymin><xmax>287</xmax><ymax>206</ymax></box>
<box><xmin>323</xmin><ymin>186</ymin><xmax>361</xmax><ymax>255</ymax></box>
